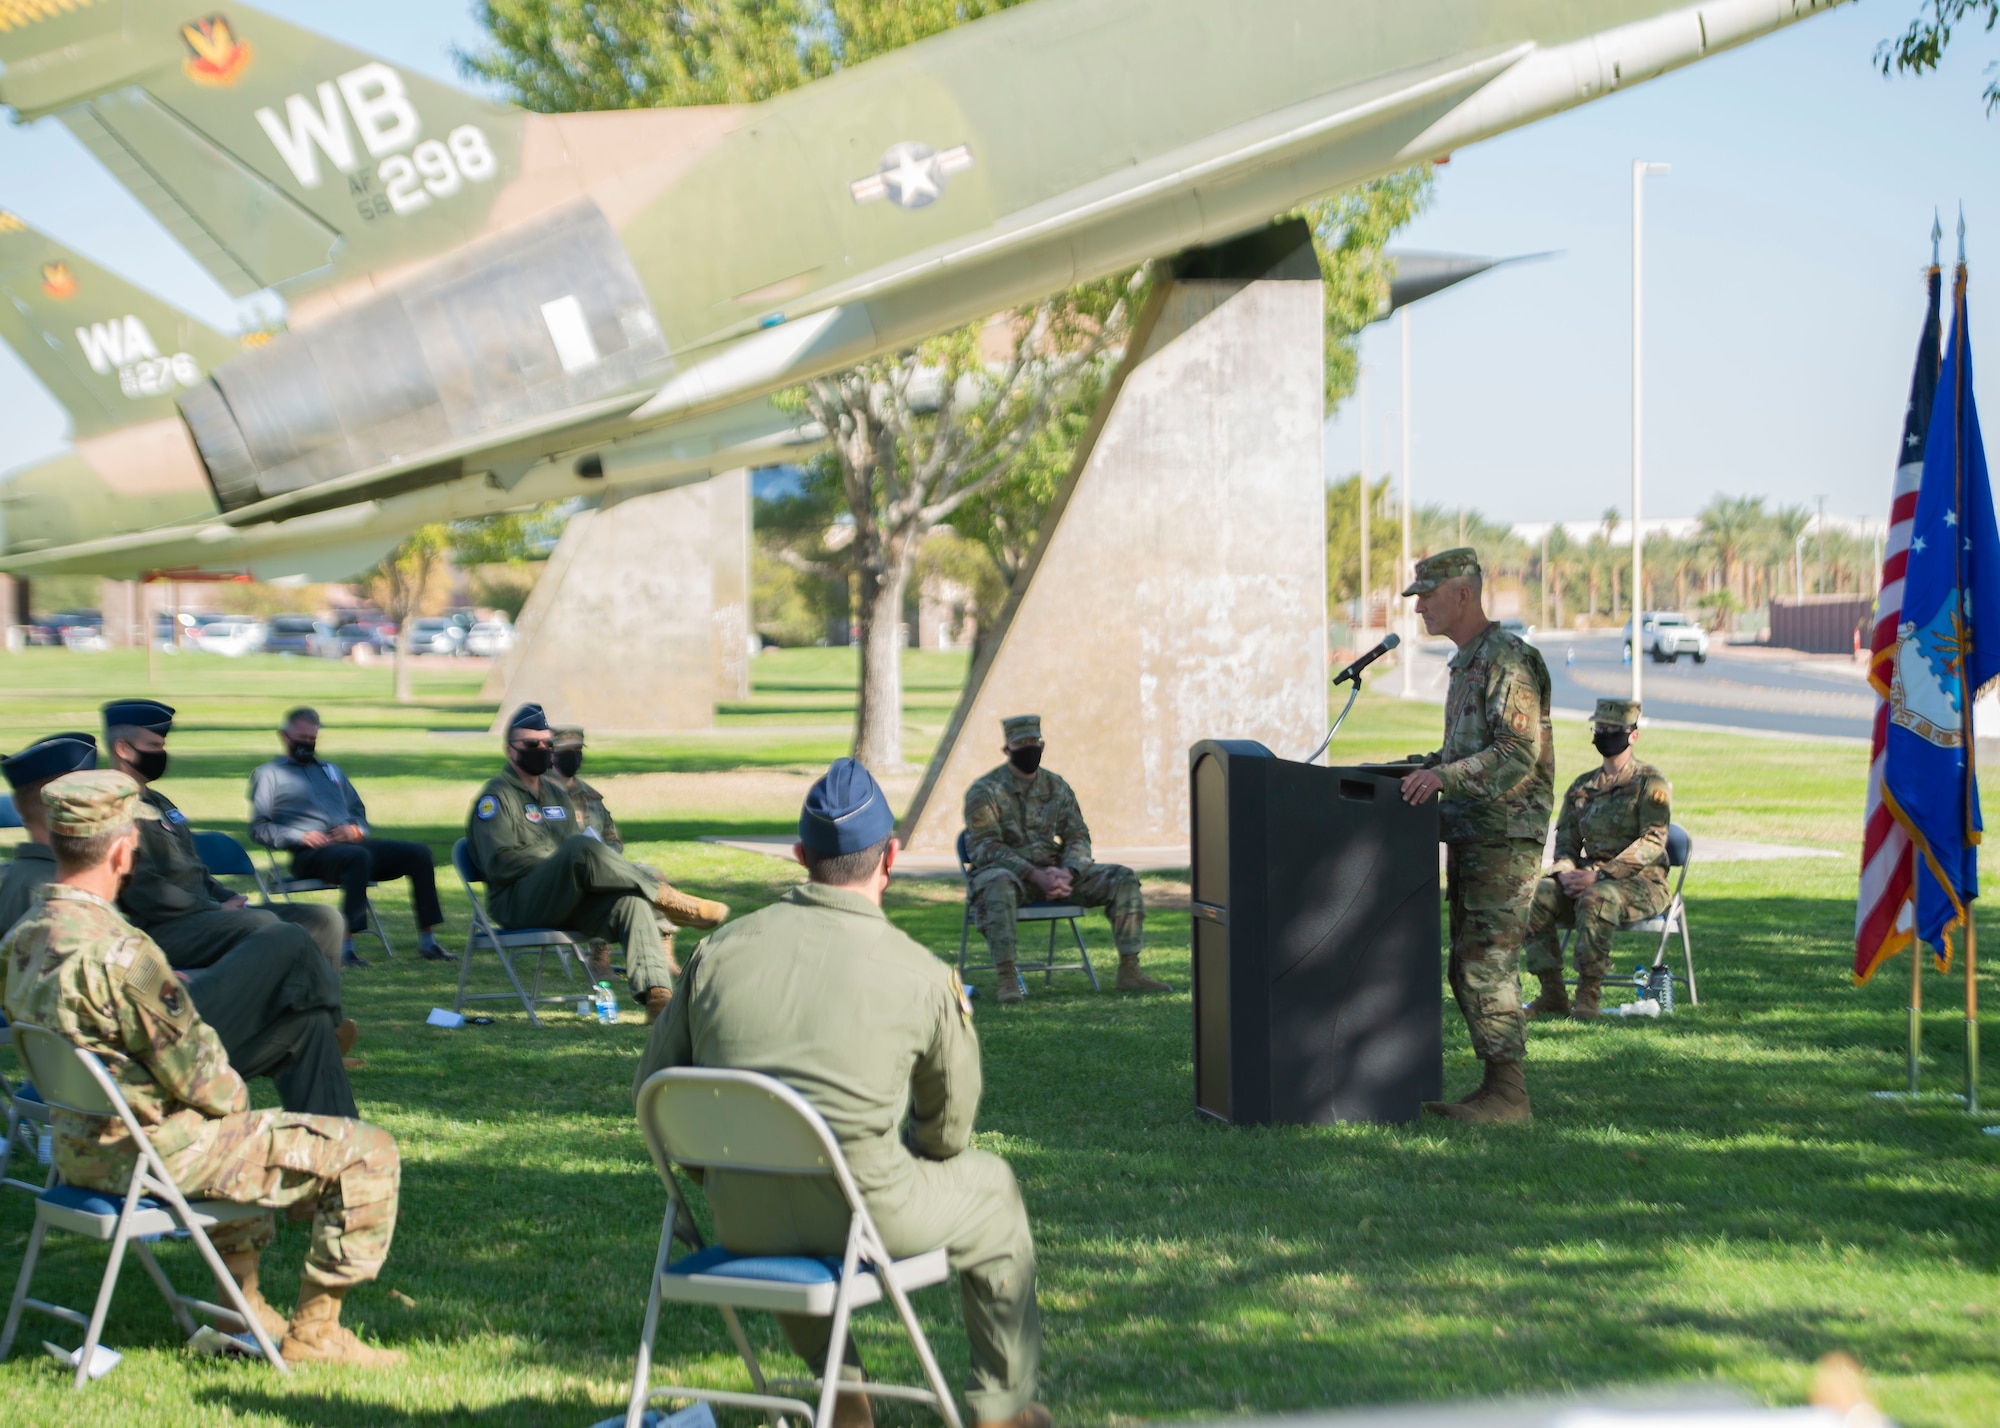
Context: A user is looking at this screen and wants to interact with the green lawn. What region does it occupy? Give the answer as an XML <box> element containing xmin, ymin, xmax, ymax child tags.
<box><xmin>0</xmin><ymin>649</ymin><xmax>1995</xmax><ymax>1426</ymax></box>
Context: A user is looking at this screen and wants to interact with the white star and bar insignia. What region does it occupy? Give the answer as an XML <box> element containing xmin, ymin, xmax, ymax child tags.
<box><xmin>851</xmin><ymin>142</ymin><xmax>974</xmax><ymax>210</ymax></box>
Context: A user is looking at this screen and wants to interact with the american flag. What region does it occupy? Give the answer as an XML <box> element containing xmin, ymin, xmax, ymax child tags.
<box><xmin>1856</xmin><ymin>263</ymin><xmax>1943</xmax><ymax>984</ymax></box>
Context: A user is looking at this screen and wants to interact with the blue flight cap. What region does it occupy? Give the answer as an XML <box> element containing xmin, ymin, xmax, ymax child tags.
<box><xmin>2</xmin><ymin>732</ymin><xmax>98</xmax><ymax>791</ymax></box>
<box><xmin>508</xmin><ymin>703</ymin><xmax>549</xmax><ymax>732</ymax></box>
<box><xmin>799</xmin><ymin>758</ymin><xmax>895</xmax><ymax>855</ymax></box>
<box><xmin>102</xmin><ymin>699</ymin><xmax>175</xmax><ymax>735</ymax></box>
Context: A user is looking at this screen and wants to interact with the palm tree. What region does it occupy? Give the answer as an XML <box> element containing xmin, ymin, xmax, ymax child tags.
<box><xmin>1697</xmin><ymin>495</ymin><xmax>1766</xmax><ymax>609</ymax></box>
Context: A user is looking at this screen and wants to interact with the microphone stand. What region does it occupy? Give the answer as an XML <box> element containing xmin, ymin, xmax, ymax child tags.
<box><xmin>1304</xmin><ymin>673</ymin><xmax>1365</xmax><ymax>765</ymax></box>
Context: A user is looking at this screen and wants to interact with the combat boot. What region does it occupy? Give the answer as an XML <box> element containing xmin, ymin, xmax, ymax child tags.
<box><xmin>1115</xmin><ymin>955</ymin><xmax>1170</xmax><ymax>993</ymax></box>
<box><xmin>1425</xmin><ymin>1059</ymin><xmax>1531</xmax><ymax>1124</ymax></box>
<box><xmin>586</xmin><ymin>940</ymin><xmax>615</xmax><ymax>984</ymax></box>
<box><xmin>832</xmin><ymin>1367</ymin><xmax>874</xmax><ymax>1428</ymax></box>
<box><xmin>1570</xmin><ymin>975</ymin><xmax>1603</xmax><ymax>1020</ymax></box>
<box><xmin>213</xmin><ymin>1251</ymin><xmax>288</xmax><ymax>1342</ymax></box>
<box><xmin>335</xmin><ymin>1020</ymin><xmax>359</xmax><ymax>1055</ymax></box>
<box><xmin>995</xmin><ymin>962</ymin><xmax>1025</xmax><ymax>1004</ymax></box>
<box><xmin>976</xmin><ymin>1404</ymin><xmax>1053</xmax><ymax>1428</ymax></box>
<box><xmin>1524</xmin><ymin>973</ymin><xmax>1570</xmax><ymax>1019</ymax></box>
<box><xmin>278</xmin><ymin>1283</ymin><xmax>404</xmax><ymax>1367</ymax></box>
<box><xmin>655</xmin><ymin>884</ymin><xmax>729</xmax><ymax>930</ymax></box>
<box><xmin>644</xmin><ymin>986</ymin><xmax>673</xmax><ymax>1024</ymax></box>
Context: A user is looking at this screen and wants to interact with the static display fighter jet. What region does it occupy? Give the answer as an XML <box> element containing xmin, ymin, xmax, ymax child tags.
<box><xmin>0</xmin><ymin>0</ymin><xmax>1846</xmax><ymax>579</ymax></box>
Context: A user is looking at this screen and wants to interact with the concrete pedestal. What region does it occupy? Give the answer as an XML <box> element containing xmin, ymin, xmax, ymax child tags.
<box><xmin>483</xmin><ymin>469</ymin><xmax>751</xmax><ymax>732</ymax></box>
<box><xmin>900</xmin><ymin>222</ymin><xmax>1327</xmax><ymax>855</ymax></box>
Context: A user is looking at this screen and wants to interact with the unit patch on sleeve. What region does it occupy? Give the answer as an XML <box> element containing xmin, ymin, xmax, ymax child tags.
<box><xmin>476</xmin><ymin>795</ymin><xmax>497</xmax><ymax>821</ymax></box>
<box><xmin>524</xmin><ymin>806</ymin><xmax>542</xmax><ymax>824</ymax></box>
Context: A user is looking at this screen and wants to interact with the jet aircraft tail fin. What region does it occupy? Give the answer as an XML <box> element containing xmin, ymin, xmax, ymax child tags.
<box><xmin>0</xmin><ymin>1</ymin><xmax>523</xmax><ymax>297</ymax></box>
<box><xmin>0</xmin><ymin>210</ymin><xmax>242</xmax><ymax>439</ymax></box>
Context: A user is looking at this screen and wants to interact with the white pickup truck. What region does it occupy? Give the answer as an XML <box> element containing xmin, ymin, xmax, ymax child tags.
<box><xmin>1623</xmin><ymin>611</ymin><xmax>1710</xmax><ymax>664</ymax></box>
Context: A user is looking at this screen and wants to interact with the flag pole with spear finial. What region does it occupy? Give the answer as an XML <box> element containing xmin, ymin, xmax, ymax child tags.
<box><xmin>1958</xmin><ymin>204</ymin><xmax>1982</xmax><ymax>1117</ymax></box>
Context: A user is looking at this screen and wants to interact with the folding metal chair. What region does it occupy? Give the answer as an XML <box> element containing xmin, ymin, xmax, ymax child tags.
<box><xmin>0</xmin><ymin>1013</ymin><xmax>54</xmax><ymax>1197</ymax></box>
<box><xmin>450</xmin><ymin>838</ymin><xmax>584</xmax><ymax>1027</ymax></box>
<box><xmin>1561</xmin><ymin>822</ymin><xmax>1698</xmax><ymax>1006</ymax></box>
<box><xmin>0</xmin><ymin>1024</ymin><xmax>288</xmax><ymax>1385</ymax></box>
<box><xmin>248</xmin><ymin>841</ymin><xmax>395</xmax><ymax>960</ymax></box>
<box><xmin>627</xmin><ymin>1067</ymin><xmax>961</xmax><ymax>1428</ymax></box>
<box><xmin>955</xmin><ymin>832</ymin><xmax>1098</xmax><ymax>992</ymax></box>
<box><xmin>0</xmin><ymin>793</ymin><xmax>19</xmax><ymax>829</ymax></box>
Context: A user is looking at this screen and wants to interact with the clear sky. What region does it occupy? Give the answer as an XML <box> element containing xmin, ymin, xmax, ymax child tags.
<box><xmin>1</xmin><ymin>2</ymin><xmax>1996</xmax><ymax>528</ymax></box>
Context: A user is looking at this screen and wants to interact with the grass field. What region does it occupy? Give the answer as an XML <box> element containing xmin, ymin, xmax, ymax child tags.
<box><xmin>0</xmin><ymin>648</ymin><xmax>1995</xmax><ymax>1427</ymax></box>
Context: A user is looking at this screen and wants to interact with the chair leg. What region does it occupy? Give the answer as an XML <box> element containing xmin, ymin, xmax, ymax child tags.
<box><xmin>1681</xmin><ymin>912</ymin><xmax>1698</xmax><ymax>1006</ymax></box>
<box><xmin>868</xmin><ymin>1231</ymin><xmax>964</xmax><ymax>1428</ymax></box>
<box><xmin>1072</xmin><ymin>917</ymin><xmax>1098</xmax><ymax>991</ymax></box>
<box><xmin>150</xmin><ymin>1169</ymin><xmax>287</xmax><ymax>1370</ymax></box>
<box><xmin>76</xmin><ymin>1215</ymin><xmax>135</xmax><ymax>1387</ymax></box>
<box><xmin>625</xmin><ymin>1211</ymin><xmax>675</xmax><ymax>1428</ymax></box>
<box><xmin>454</xmin><ymin>929</ymin><xmax>480</xmax><ymax>1014</ymax></box>
<box><xmin>814</xmin><ymin>1234</ymin><xmax>865</xmax><ymax>1428</ymax></box>
<box><xmin>130</xmin><ymin>1239</ymin><xmax>196</xmax><ymax>1339</ymax></box>
<box><xmin>958</xmin><ymin>902</ymin><xmax>971</xmax><ymax>982</ymax></box>
<box><xmin>0</xmin><ymin>1216</ymin><xmax>49</xmax><ymax>1361</ymax></box>
<box><xmin>720</xmin><ymin>1304</ymin><xmax>769</xmax><ymax>1396</ymax></box>
<box><xmin>367</xmin><ymin>896</ymin><xmax>395</xmax><ymax>960</ymax></box>
<box><xmin>1044</xmin><ymin>919</ymin><xmax>1059</xmax><ymax>986</ymax></box>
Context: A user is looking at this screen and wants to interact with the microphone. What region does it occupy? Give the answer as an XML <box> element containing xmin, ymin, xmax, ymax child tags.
<box><xmin>1332</xmin><ymin>633</ymin><xmax>1400</xmax><ymax>687</ymax></box>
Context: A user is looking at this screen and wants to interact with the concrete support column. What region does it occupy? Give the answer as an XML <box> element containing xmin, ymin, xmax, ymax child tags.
<box><xmin>483</xmin><ymin>469</ymin><xmax>752</xmax><ymax>732</ymax></box>
<box><xmin>900</xmin><ymin>221</ymin><xmax>1326</xmax><ymax>853</ymax></box>
<box><xmin>99</xmin><ymin>579</ymin><xmax>144</xmax><ymax>648</ymax></box>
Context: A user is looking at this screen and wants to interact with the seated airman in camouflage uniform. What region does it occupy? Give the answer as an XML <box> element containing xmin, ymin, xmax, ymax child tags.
<box><xmin>468</xmin><ymin>705</ymin><xmax>726</xmax><ymax>1022</ymax></box>
<box><xmin>963</xmin><ymin>714</ymin><xmax>1167</xmax><ymax>1004</ymax></box>
<box><xmin>1523</xmin><ymin>697</ymin><xmax>1672</xmax><ymax>1020</ymax></box>
<box><xmin>1397</xmin><ymin>549</ymin><xmax>1554</xmax><ymax>1124</ymax></box>
<box><xmin>0</xmin><ymin>771</ymin><xmax>402</xmax><ymax>1366</ymax></box>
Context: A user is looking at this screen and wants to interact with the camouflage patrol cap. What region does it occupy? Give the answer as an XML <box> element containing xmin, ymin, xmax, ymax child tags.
<box><xmin>1593</xmin><ymin>697</ymin><xmax>1641</xmax><ymax>728</ymax></box>
<box><xmin>1001</xmin><ymin>714</ymin><xmax>1043</xmax><ymax>746</ymax></box>
<box><xmin>1401</xmin><ymin>547</ymin><xmax>1481</xmax><ymax>596</ymax></box>
<box><xmin>551</xmin><ymin>725</ymin><xmax>586</xmax><ymax>749</ymax></box>
<box><xmin>41</xmin><ymin>769</ymin><xmax>159</xmax><ymax>837</ymax></box>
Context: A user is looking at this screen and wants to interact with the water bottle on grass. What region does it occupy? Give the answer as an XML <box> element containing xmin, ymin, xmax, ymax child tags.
<box><xmin>595</xmin><ymin>982</ymin><xmax>618</xmax><ymax>1024</ymax></box>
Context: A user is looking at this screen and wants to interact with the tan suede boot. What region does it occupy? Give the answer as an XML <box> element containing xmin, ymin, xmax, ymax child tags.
<box><xmin>1524</xmin><ymin>973</ymin><xmax>1571</xmax><ymax>1019</ymax></box>
<box><xmin>655</xmin><ymin>884</ymin><xmax>729</xmax><ymax>930</ymax></box>
<box><xmin>1115</xmin><ymin>955</ymin><xmax>1170</xmax><ymax>993</ymax></box>
<box><xmin>1425</xmin><ymin>1059</ymin><xmax>1531</xmax><ymax>1124</ymax></box>
<box><xmin>644</xmin><ymin>986</ymin><xmax>673</xmax><ymax>1024</ymax></box>
<box><xmin>977</xmin><ymin>1405</ymin><xmax>1053</xmax><ymax>1428</ymax></box>
<box><xmin>335</xmin><ymin>1020</ymin><xmax>359</xmax><ymax>1055</ymax></box>
<box><xmin>585</xmin><ymin>941</ymin><xmax>615</xmax><ymax>984</ymax></box>
<box><xmin>213</xmin><ymin>1251</ymin><xmax>288</xmax><ymax>1342</ymax></box>
<box><xmin>831</xmin><ymin>1367</ymin><xmax>874</xmax><ymax>1428</ymax></box>
<box><xmin>279</xmin><ymin>1283</ymin><xmax>405</xmax><ymax>1367</ymax></box>
<box><xmin>995</xmin><ymin>962</ymin><xmax>1024</xmax><ymax>1004</ymax></box>
<box><xmin>1570</xmin><ymin>975</ymin><xmax>1603</xmax><ymax>1020</ymax></box>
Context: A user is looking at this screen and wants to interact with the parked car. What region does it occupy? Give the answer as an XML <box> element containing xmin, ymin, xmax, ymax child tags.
<box><xmin>1622</xmin><ymin>611</ymin><xmax>1710</xmax><ymax>664</ymax></box>
<box><xmin>406</xmin><ymin>617</ymin><xmax>466</xmax><ymax>656</ymax></box>
<box><xmin>263</xmin><ymin>615</ymin><xmax>342</xmax><ymax>658</ymax></box>
<box><xmin>1498</xmin><ymin>617</ymin><xmax>1536</xmax><ymax>641</ymax></box>
<box><xmin>336</xmin><ymin>622</ymin><xmax>393</xmax><ymax>657</ymax></box>
<box><xmin>194</xmin><ymin>619</ymin><xmax>267</xmax><ymax>657</ymax></box>
<box><xmin>464</xmin><ymin>620</ymin><xmax>515</xmax><ymax>657</ymax></box>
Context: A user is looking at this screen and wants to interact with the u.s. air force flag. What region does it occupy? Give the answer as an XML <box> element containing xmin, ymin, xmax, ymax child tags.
<box><xmin>1882</xmin><ymin>264</ymin><xmax>2000</xmax><ymax>965</ymax></box>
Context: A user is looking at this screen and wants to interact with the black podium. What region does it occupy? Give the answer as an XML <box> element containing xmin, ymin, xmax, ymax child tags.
<box><xmin>1188</xmin><ymin>740</ymin><xmax>1441</xmax><ymax>1125</ymax></box>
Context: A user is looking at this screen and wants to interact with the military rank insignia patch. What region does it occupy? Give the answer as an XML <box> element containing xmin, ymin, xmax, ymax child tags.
<box><xmin>1649</xmin><ymin>784</ymin><xmax>1670</xmax><ymax>804</ymax></box>
<box><xmin>476</xmin><ymin>795</ymin><xmax>497</xmax><ymax>821</ymax></box>
<box><xmin>524</xmin><ymin>806</ymin><xmax>542</xmax><ymax>823</ymax></box>
<box><xmin>542</xmin><ymin>806</ymin><xmax>566</xmax><ymax>820</ymax></box>
<box><xmin>164</xmin><ymin>809</ymin><xmax>186</xmax><ymax>824</ymax></box>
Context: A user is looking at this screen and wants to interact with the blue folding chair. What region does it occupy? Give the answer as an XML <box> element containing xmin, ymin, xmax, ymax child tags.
<box><xmin>450</xmin><ymin>839</ymin><xmax>583</xmax><ymax>1027</ymax></box>
<box><xmin>0</xmin><ymin>1011</ymin><xmax>53</xmax><ymax>1198</ymax></box>
<box><xmin>0</xmin><ymin>794</ymin><xmax>19</xmax><ymax>830</ymax></box>
<box><xmin>954</xmin><ymin>831</ymin><xmax>1098</xmax><ymax>993</ymax></box>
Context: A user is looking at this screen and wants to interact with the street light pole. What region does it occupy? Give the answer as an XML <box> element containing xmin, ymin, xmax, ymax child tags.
<box><xmin>1357</xmin><ymin>364</ymin><xmax>1371</xmax><ymax>635</ymax></box>
<box><xmin>1400</xmin><ymin>305</ymin><xmax>1415</xmax><ymax>699</ymax></box>
<box><xmin>1632</xmin><ymin>159</ymin><xmax>1670</xmax><ymax>710</ymax></box>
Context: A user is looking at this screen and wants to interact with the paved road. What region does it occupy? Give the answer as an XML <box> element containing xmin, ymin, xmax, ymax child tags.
<box><xmin>1399</xmin><ymin>629</ymin><xmax>1872</xmax><ymax>742</ymax></box>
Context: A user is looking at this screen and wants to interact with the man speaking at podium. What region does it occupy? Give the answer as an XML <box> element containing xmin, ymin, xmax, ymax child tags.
<box><xmin>1396</xmin><ymin>549</ymin><xmax>1554</xmax><ymax>1124</ymax></box>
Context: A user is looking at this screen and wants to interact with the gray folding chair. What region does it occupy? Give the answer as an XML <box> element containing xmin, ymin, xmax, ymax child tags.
<box><xmin>0</xmin><ymin>1024</ymin><xmax>287</xmax><ymax>1385</ymax></box>
<box><xmin>0</xmin><ymin>1016</ymin><xmax>53</xmax><ymax>1197</ymax></box>
<box><xmin>251</xmin><ymin>842</ymin><xmax>395</xmax><ymax>961</ymax></box>
<box><xmin>190</xmin><ymin>829</ymin><xmax>396</xmax><ymax>961</ymax></box>
<box><xmin>627</xmin><ymin>1067</ymin><xmax>961</xmax><ymax>1428</ymax></box>
<box><xmin>450</xmin><ymin>838</ymin><xmax>583</xmax><ymax>1027</ymax></box>
<box><xmin>1560</xmin><ymin>822</ymin><xmax>1698</xmax><ymax>1006</ymax></box>
<box><xmin>954</xmin><ymin>831</ymin><xmax>1098</xmax><ymax>993</ymax></box>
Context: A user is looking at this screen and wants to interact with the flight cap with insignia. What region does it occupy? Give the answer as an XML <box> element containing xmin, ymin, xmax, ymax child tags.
<box><xmin>1593</xmin><ymin>697</ymin><xmax>1641</xmax><ymax>728</ymax></box>
<box><xmin>1001</xmin><ymin>714</ymin><xmax>1043</xmax><ymax>747</ymax></box>
<box><xmin>42</xmin><ymin>769</ymin><xmax>159</xmax><ymax>836</ymax></box>
<box><xmin>508</xmin><ymin>703</ymin><xmax>550</xmax><ymax>733</ymax></box>
<box><xmin>799</xmin><ymin>757</ymin><xmax>895</xmax><ymax>855</ymax></box>
<box><xmin>552</xmin><ymin>725</ymin><xmax>586</xmax><ymax>749</ymax></box>
<box><xmin>102</xmin><ymin>699</ymin><xmax>175</xmax><ymax>735</ymax></box>
<box><xmin>1401</xmin><ymin>547</ymin><xmax>1481</xmax><ymax>597</ymax></box>
<box><xmin>3</xmin><ymin>732</ymin><xmax>97</xmax><ymax>791</ymax></box>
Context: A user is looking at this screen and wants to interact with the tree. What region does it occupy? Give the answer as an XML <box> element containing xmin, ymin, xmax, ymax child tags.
<box><xmin>364</xmin><ymin>526</ymin><xmax>451</xmax><ymax>703</ymax></box>
<box><xmin>796</xmin><ymin>285</ymin><xmax>1135</xmax><ymax>769</ymax></box>
<box><xmin>1878</xmin><ymin>1</ymin><xmax>2000</xmax><ymax>111</ymax></box>
<box><xmin>1325</xmin><ymin>474</ymin><xmax>1399</xmax><ymax>617</ymax></box>
<box><xmin>1301</xmin><ymin>169</ymin><xmax>1435</xmax><ymax>410</ymax></box>
<box><xmin>1697</xmin><ymin>495</ymin><xmax>1767</xmax><ymax>610</ymax></box>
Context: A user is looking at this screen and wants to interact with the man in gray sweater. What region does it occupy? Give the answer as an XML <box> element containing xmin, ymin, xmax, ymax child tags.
<box><xmin>249</xmin><ymin>708</ymin><xmax>448</xmax><ymax>965</ymax></box>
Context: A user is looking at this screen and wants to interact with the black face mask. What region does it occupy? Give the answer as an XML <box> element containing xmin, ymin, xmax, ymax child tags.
<box><xmin>553</xmin><ymin>749</ymin><xmax>584</xmax><ymax>779</ymax></box>
<box><xmin>130</xmin><ymin>748</ymin><xmax>169</xmax><ymax>783</ymax></box>
<box><xmin>287</xmin><ymin>739</ymin><xmax>317</xmax><ymax>764</ymax></box>
<box><xmin>1008</xmin><ymin>745</ymin><xmax>1043</xmax><ymax>775</ymax></box>
<box><xmin>1592</xmin><ymin>728</ymin><xmax>1633</xmax><ymax>758</ymax></box>
<box><xmin>513</xmin><ymin>744</ymin><xmax>554</xmax><ymax>776</ymax></box>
